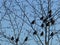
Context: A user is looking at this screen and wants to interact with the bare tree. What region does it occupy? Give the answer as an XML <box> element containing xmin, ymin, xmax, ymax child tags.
<box><xmin>0</xmin><ymin>0</ymin><xmax>60</xmax><ymax>45</ymax></box>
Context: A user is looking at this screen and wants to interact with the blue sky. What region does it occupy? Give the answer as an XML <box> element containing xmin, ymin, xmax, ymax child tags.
<box><xmin>0</xmin><ymin>0</ymin><xmax>60</xmax><ymax>45</ymax></box>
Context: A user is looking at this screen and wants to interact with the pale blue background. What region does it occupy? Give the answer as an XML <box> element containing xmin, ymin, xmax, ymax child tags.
<box><xmin>0</xmin><ymin>0</ymin><xmax>60</xmax><ymax>45</ymax></box>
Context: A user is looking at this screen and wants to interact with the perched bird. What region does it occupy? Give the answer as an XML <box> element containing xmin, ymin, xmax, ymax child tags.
<box><xmin>15</xmin><ymin>37</ymin><xmax>19</xmax><ymax>43</ymax></box>
<box><xmin>31</xmin><ymin>20</ymin><xmax>35</xmax><ymax>24</ymax></box>
<box><xmin>49</xmin><ymin>14</ymin><xmax>52</xmax><ymax>18</ymax></box>
<box><xmin>11</xmin><ymin>36</ymin><xmax>14</xmax><ymax>40</ymax></box>
<box><xmin>41</xmin><ymin>23</ymin><xmax>44</xmax><ymax>28</ymax></box>
<box><xmin>50</xmin><ymin>18</ymin><xmax>53</xmax><ymax>21</ymax></box>
<box><xmin>40</xmin><ymin>16</ymin><xmax>44</xmax><ymax>20</ymax></box>
<box><xmin>46</xmin><ymin>22</ymin><xmax>50</xmax><ymax>26</ymax></box>
<box><xmin>51</xmin><ymin>20</ymin><xmax>55</xmax><ymax>24</ymax></box>
<box><xmin>48</xmin><ymin>10</ymin><xmax>52</xmax><ymax>18</ymax></box>
<box><xmin>50</xmin><ymin>32</ymin><xmax>54</xmax><ymax>36</ymax></box>
<box><xmin>24</xmin><ymin>37</ymin><xmax>28</xmax><ymax>41</ymax></box>
<box><xmin>33</xmin><ymin>30</ymin><xmax>37</xmax><ymax>35</ymax></box>
<box><xmin>40</xmin><ymin>31</ymin><xmax>44</xmax><ymax>36</ymax></box>
<box><xmin>50</xmin><ymin>18</ymin><xmax>55</xmax><ymax>25</ymax></box>
<box><xmin>48</xmin><ymin>10</ymin><xmax>52</xmax><ymax>14</ymax></box>
<box><xmin>43</xmin><ymin>18</ymin><xmax>47</xmax><ymax>23</ymax></box>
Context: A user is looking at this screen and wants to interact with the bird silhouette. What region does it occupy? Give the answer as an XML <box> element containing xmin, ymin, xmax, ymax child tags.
<box><xmin>50</xmin><ymin>18</ymin><xmax>55</xmax><ymax>25</ymax></box>
<box><xmin>50</xmin><ymin>32</ymin><xmax>54</xmax><ymax>36</ymax></box>
<box><xmin>43</xmin><ymin>18</ymin><xmax>47</xmax><ymax>23</ymax></box>
<box><xmin>51</xmin><ymin>20</ymin><xmax>55</xmax><ymax>24</ymax></box>
<box><xmin>50</xmin><ymin>18</ymin><xmax>53</xmax><ymax>21</ymax></box>
<box><xmin>15</xmin><ymin>37</ymin><xmax>19</xmax><ymax>43</ymax></box>
<box><xmin>40</xmin><ymin>16</ymin><xmax>44</xmax><ymax>20</ymax></box>
<box><xmin>48</xmin><ymin>10</ymin><xmax>52</xmax><ymax>14</ymax></box>
<box><xmin>31</xmin><ymin>20</ymin><xmax>35</xmax><ymax>24</ymax></box>
<box><xmin>24</xmin><ymin>37</ymin><xmax>28</xmax><ymax>41</ymax></box>
<box><xmin>11</xmin><ymin>36</ymin><xmax>14</xmax><ymax>40</ymax></box>
<box><xmin>48</xmin><ymin>10</ymin><xmax>52</xmax><ymax>18</ymax></box>
<box><xmin>41</xmin><ymin>23</ymin><xmax>44</xmax><ymax>28</ymax></box>
<box><xmin>46</xmin><ymin>22</ymin><xmax>50</xmax><ymax>26</ymax></box>
<box><xmin>33</xmin><ymin>30</ymin><xmax>37</xmax><ymax>35</ymax></box>
<box><xmin>40</xmin><ymin>31</ymin><xmax>44</xmax><ymax>36</ymax></box>
<box><xmin>49</xmin><ymin>14</ymin><xmax>52</xmax><ymax>18</ymax></box>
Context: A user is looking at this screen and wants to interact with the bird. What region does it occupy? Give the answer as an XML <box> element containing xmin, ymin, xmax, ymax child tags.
<box><xmin>40</xmin><ymin>31</ymin><xmax>44</xmax><ymax>36</ymax></box>
<box><xmin>50</xmin><ymin>18</ymin><xmax>55</xmax><ymax>25</ymax></box>
<box><xmin>43</xmin><ymin>18</ymin><xmax>47</xmax><ymax>23</ymax></box>
<box><xmin>50</xmin><ymin>18</ymin><xmax>53</xmax><ymax>21</ymax></box>
<box><xmin>50</xmin><ymin>32</ymin><xmax>54</xmax><ymax>36</ymax></box>
<box><xmin>24</xmin><ymin>37</ymin><xmax>28</xmax><ymax>41</ymax></box>
<box><xmin>15</xmin><ymin>37</ymin><xmax>19</xmax><ymax>43</ymax></box>
<box><xmin>40</xmin><ymin>16</ymin><xmax>44</xmax><ymax>20</ymax></box>
<box><xmin>11</xmin><ymin>36</ymin><xmax>14</xmax><ymax>40</ymax></box>
<box><xmin>51</xmin><ymin>20</ymin><xmax>55</xmax><ymax>25</ymax></box>
<box><xmin>31</xmin><ymin>20</ymin><xmax>35</xmax><ymax>24</ymax></box>
<box><xmin>48</xmin><ymin>10</ymin><xmax>52</xmax><ymax>14</ymax></box>
<box><xmin>41</xmin><ymin>23</ymin><xmax>44</xmax><ymax>28</ymax></box>
<box><xmin>48</xmin><ymin>10</ymin><xmax>52</xmax><ymax>18</ymax></box>
<box><xmin>46</xmin><ymin>22</ymin><xmax>50</xmax><ymax>26</ymax></box>
<box><xmin>48</xmin><ymin>14</ymin><xmax>52</xmax><ymax>18</ymax></box>
<box><xmin>33</xmin><ymin>30</ymin><xmax>37</xmax><ymax>35</ymax></box>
